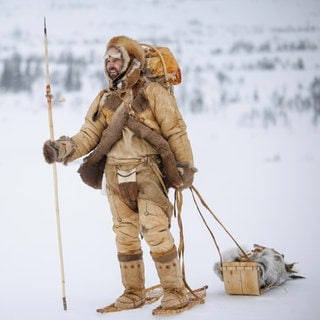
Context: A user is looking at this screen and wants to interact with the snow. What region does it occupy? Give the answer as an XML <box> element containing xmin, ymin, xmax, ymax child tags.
<box><xmin>1</xmin><ymin>0</ymin><xmax>320</xmax><ymax>319</ymax></box>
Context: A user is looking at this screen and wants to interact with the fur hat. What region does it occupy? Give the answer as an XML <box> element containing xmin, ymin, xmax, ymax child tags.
<box><xmin>104</xmin><ymin>36</ymin><xmax>145</xmax><ymax>89</ymax></box>
<box><xmin>106</xmin><ymin>36</ymin><xmax>145</xmax><ymax>66</ymax></box>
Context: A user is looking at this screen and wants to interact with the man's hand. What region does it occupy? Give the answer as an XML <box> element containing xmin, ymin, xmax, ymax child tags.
<box><xmin>42</xmin><ymin>136</ymin><xmax>76</xmax><ymax>164</ymax></box>
<box><xmin>177</xmin><ymin>162</ymin><xmax>197</xmax><ymax>190</ymax></box>
<box><xmin>43</xmin><ymin>140</ymin><xmax>59</xmax><ymax>164</ymax></box>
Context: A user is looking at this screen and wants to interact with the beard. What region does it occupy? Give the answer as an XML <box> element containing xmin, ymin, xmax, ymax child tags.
<box><xmin>107</xmin><ymin>67</ymin><xmax>121</xmax><ymax>79</ymax></box>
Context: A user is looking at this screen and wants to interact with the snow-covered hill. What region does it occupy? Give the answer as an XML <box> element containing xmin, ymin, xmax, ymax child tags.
<box><xmin>1</xmin><ymin>0</ymin><xmax>320</xmax><ymax>125</ymax></box>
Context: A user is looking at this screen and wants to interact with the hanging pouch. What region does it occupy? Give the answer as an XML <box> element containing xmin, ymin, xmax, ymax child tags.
<box><xmin>117</xmin><ymin>168</ymin><xmax>138</xmax><ymax>207</ymax></box>
<box><xmin>78</xmin><ymin>155</ymin><xmax>106</xmax><ymax>189</ymax></box>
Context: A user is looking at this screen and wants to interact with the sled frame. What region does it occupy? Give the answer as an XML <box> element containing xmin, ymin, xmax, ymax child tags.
<box><xmin>221</xmin><ymin>261</ymin><xmax>261</xmax><ymax>295</ymax></box>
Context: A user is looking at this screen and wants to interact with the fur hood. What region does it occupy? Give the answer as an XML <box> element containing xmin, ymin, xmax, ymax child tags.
<box><xmin>104</xmin><ymin>36</ymin><xmax>145</xmax><ymax>90</ymax></box>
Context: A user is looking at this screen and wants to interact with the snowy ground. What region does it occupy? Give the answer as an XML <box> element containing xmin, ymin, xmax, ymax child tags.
<box><xmin>1</xmin><ymin>95</ymin><xmax>319</xmax><ymax>320</ymax></box>
<box><xmin>1</xmin><ymin>0</ymin><xmax>320</xmax><ymax>319</ymax></box>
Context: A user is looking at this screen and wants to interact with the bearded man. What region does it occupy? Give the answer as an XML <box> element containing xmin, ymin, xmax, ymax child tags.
<box><xmin>43</xmin><ymin>35</ymin><xmax>196</xmax><ymax>312</ymax></box>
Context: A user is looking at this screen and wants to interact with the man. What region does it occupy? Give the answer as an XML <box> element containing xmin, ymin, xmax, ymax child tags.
<box><xmin>43</xmin><ymin>36</ymin><xmax>196</xmax><ymax>311</ymax></box>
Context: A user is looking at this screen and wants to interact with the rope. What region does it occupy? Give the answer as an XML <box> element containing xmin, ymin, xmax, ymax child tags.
<box><xmin>174</xmin><ymin>189</ymin><xmax>206</xmax><ymax>303</ymax></box>
<box><xmin>189</xmin><ymin>185</ymin><xmax>250</xmax><ymax>264</ymax></box>
<box><xmin>189</xmin><ymin>186</ymin><xmax>224</xmax><ymax>265</ymax></box>
<box><xmin>140</xmin><ymin>43</ymin><xmax>171</xmax><ymax>90</ymax></box>
<box><xmin>173</xmin><ymin>184</ymin><xmax>250</xmax><ymax>288</ymax></box>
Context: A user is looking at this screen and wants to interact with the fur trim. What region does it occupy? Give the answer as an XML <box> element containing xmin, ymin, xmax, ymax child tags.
<box><xmin>100</xmin><ymin>93</ymin><xmax>123</xmax><ymax>112</ymax></box>
<box><xmin>105</xmin><ymin>36</ymin><xmax>145</xmax><ymax>90</ymax></box>
<box><xmin>132</xmin><ymin>88</ymin><xmax>149</xmax><ymax>113</ymax></box>
<box><xmin>115</xmin><ymin>58</ymin><xmax>142</xmax><ymax>90</ymax></box>
<box><xmin>103</xmin><ymin>46</ymin><xmax>130</xmax><ymax>80</ymax></box>
<box><xmin>107</xmin><ymin>36</ymin><xmax>145</xmax><ymax>65</ymax></box>
<box><xmin>100</xmin><ymin>86</ymin><xmax>149</xmax><ymax>117</ymax></box>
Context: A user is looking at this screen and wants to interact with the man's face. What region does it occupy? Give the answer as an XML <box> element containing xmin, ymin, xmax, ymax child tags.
<box><xmin>106</xmin><ymin>47</ymin><xmax>124</xmax><ymax>79</ymax></box>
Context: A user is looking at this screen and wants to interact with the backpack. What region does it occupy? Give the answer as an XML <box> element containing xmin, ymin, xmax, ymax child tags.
<box><xmin>141</xmin><ymin>44</ymin><xmax>182</xmax><ymax>89</ymax></box>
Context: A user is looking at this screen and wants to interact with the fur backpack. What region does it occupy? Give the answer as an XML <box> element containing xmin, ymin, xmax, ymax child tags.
<box><xmin>141</xmin><ymin>44</ymin><xmax>182</xmax><ymax>88</ymax></box>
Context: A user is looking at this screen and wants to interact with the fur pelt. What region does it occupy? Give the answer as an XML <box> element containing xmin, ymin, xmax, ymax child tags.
<box><xmin>214</xmin><ymin>244</ymin><xmax>304</xmax><ymax>289</ymax></box>
<box><xmin>78</xmin><ymin>102</ymin><xmax>184</xmax><ymax>190</ymax></box>
<box><xmin>77</xmin><ymin>156</ymin><xmax>106</xmax><ymax>189</ymax></box>
<box><xmin>77</xmin><ymin>103</ymin><xmax>128</xmax><ymax>189</ymax></box>
<box><xmin>101</xmin><ymin>86</ymin><xmax>149</xmax><ymax>114</ymax></box>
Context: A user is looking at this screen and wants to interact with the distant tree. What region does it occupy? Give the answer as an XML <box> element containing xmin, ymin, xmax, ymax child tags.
<box><xmin>190</xmin><ymin>88</ymin><xmax>204</xmax><ymax>113</ymax></box>
<box><xmin>64</xmin><ymin>62</ymin><xmax>82</xmax><ymax>91</ymax></box>
<box><xmin>25</xmin><ymin>56</ymin><xmax>42</xmax><ymax>81</ymax></box>
<box><xmin>0</xmin><ymin>53</ymin><xmax>29</xmax><ymax>91</ymax></box>
<box><xmin>311</xmin><ymin>77</ymin><xmax>320</xmax><ymax>125</ymax></box>
<box><xmin>64</xmin><ymin>53</ymin><xmax>82</xmax><ymax>91</ymax></box>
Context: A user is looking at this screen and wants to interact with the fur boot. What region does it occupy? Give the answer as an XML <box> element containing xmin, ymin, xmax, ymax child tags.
<box><xmin>152</xmin><ymin>246</ymin><xmax>188</xmax><ymax>310</ymax></box>
<box><xmin>114</xmin><ymin>252</ymin><xmax>146</xmax><ymax>309</ymax></box>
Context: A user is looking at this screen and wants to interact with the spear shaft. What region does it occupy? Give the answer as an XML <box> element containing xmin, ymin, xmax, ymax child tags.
<box><xmin>44</xmin><ymin>17</ymin><xmax>67</xmax><ymax>311</ymax></box>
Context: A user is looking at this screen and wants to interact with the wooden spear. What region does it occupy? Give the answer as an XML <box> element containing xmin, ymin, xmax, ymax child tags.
<box><xmin>44</xmin><ymin>17</ymin><xmax>67</xmax><ymax>311</ymax></box>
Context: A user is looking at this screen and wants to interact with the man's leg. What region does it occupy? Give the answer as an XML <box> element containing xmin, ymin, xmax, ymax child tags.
<box><xmin>107</xmin><ymin>188</ymin><xmax>146</xmax><ymax>309</ymax></box>
<box><xmin>138</xmin><ymin>198</ymin><xmax>188</xmax><ymax>310</ymax></box>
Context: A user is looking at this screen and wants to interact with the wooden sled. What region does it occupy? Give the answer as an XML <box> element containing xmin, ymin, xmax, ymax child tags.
<box><xmin>220</xmin><ymin>261</ymin><xmax>261</xmax><ymax>295</ymax></box>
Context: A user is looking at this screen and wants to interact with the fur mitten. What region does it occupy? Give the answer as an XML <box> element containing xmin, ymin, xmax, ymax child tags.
<box><xmin>177</xmin><ymin>162</ymin><xmax>197</xmax><ymax>190</ymax></box>
<box><xmin>43</xmin><ymin>136</ymin><xmax>76</xmax><ymax>165</ymax></box>
<box><xmin>43</xmin><ymin>140</ymin><xmax>59</xmax><ymax>164</ymax></box>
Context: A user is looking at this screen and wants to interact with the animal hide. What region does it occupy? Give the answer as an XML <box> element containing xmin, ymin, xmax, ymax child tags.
<box><xmin>78</xmin><ymin>102</ymin><xmax>183</xmax><ymax>189</ymax></box>
<box><xmin>78</xmin><ymin>156</ymin><xmax>106</xmax><ymax>189</ymax></box>
<box><xmin>77</xmin><ymin>103</ymin><xmax>128</xmax><ymax>189</ymax></box>
<box><xmin>214</xmin><ymin>244</ymin><xmax>304</xmax><ymax>289</ymax></box>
